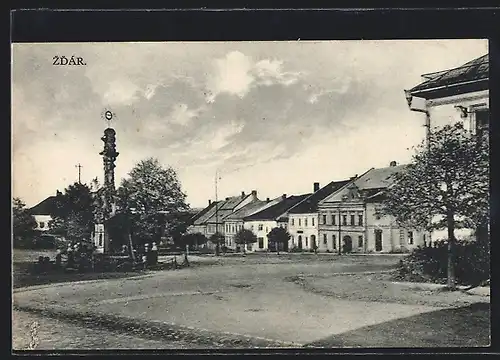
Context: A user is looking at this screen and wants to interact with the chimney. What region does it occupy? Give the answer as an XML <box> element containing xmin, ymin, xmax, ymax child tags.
<box><xmin>241</xmin><ymin>191</ymin><xmax>246</xmax><ymax>199</ymax></box>
<box><xmin>390</xmin><ymin>161</ymin><xmax>397</xmax><ymax>167</ymax></box>
<box><xmin>350</xmin><ymin>174</ymin><xmax>358</xmax><ymax>181</ymax></box>
<box><xmin>208</xmin><ymin>199</ymin><xmax>212</xmax><ymax>206</ymax></box>
<box><xmin>266</xmin><ymin>197</ymin><xmax>270</xmax><ymax>202</ymax></box>
<box><xmin>225</xmin><ymin>197</ymin><xmax>230</xmax><ymax>201</ymax></box>
<box><xmin>251</xmin><ymin>190</ymin><xmax>257</xmax><ymax>198</ymax></box>
<box><xmin>282</xmin><ymin>194</ymin><xmax>287</xmax><ymax>200</ymax></box>
<box><xmin>313</xmin><ymin>182</ymin><xmax>320</xmax><ymax>192</ymax></box>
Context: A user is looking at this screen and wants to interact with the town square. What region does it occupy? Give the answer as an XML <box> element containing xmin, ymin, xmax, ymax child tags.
<box><xmin>12</xmin><ymin>38</ymin><xmax>490</xmax><ymax>351</ymax></box>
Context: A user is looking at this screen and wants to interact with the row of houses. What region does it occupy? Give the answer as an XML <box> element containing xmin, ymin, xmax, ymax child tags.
<box><xmin>187</xmin><ymin>53</ymin><xmax>490</xmax><ymax>253</ymax></box>
<box><xmin>187</xmin><ymin>161</ymin><xmax>429</xmax><ymax>253</ymax></box>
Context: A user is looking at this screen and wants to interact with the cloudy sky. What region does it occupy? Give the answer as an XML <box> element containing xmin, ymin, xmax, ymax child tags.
<box><xmin>12</xmin><ymin>40</ymin><xmax>488</xmax><ymax>208</ymax></box>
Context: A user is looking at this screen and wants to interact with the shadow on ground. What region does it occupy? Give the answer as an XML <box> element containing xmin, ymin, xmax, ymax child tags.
<box><xmin>304</xmin><ymin>302</ymin><xmax>490</xmax><ymax>348</ymax></box>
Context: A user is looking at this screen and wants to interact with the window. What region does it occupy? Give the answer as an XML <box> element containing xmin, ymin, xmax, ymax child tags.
<box><xmin>323</xmin><ymin>215</ymin><xmax>327</xmax><ymax>224</ymax></box>
<box><xmin>342</xmin><ymin>215</ymin><xmax>347</xmax><ymax>226</ymax></box>
<box><xmin>332</xmin><ymin>215</ymin><xmax>336</xmax><ymax>225</ymax></box>
<box><xmin>98</xmin><ymin>233</ymin><xmax>103</xmax><ymax>247</ymax></box>
<box><xmin>298</xmin><ymin>219</ymin><xmax>301</xmax><ymax>226</ymax></box>
<box><xmin>251</xmin><ymin>225</ymin><xmax>254</xmax><ymax>230</ymax></box>
<box><xmin>475</xmin><ymin>109</ymin><xmax>489</xmax><ymax>135</ymax></box>
<box><xmin>291</xmin><ymin>235</ymin><xmax>294</xmax><ymax>245</ymax></box>
<box><xmin>305</xmin><ymin>218</ymin><xmax>308</xmax><ymax>227</ymax></box>
<box><xmin>323</xmin><ymin>234</ymin><xmax>327</xmax><ymax>245</ymax></box>
<box><xmin>358</xmin><ymin>214</ymin><xmax>363</xmax><ymax>226</ymax></box>
<box><xmin>332</xmin><ymin>234</ymin><xmax>336</xmax><ymax>249</ymax></box>
<box><xmin>350</xmin><ymin>214</ymin><xmax>355</xmax><ymax>226</ymax></box>
<box><xmin>408</xmin><ymin>231</ymin><xmax>414</xmax><ymax>245</ymax></box>
<box><xmin>358</xmin><ymin>236</ymin><xmax>363</xmax><ymax>248</ymax></box>
<box><xmin>291</xmin><ymin>218</ymin><xmax>294</xmax><ymax>226</ymax></box>
<box><xmin>312</xmin><ymin>217</ymin><xmax>315</xmax><ymax>226</ymax></box>
<box><xmin>305</xmin><ymin>237</ymin><xmax>308</xmax><ymax>247</ymax></box>
<box><xmin>258</xmin><ymin>224</ymin><xmax>263</xmax><ymax>231</ymax></box>
<box><xmin>258</xmin><ymin>237</ymin><xmax>264</xmax><ymax>249</ymax></box>
<box><xmin>266</xmin><ymin>227</ymin><xmax>268</xmax><ymax>233</ymax></box>
<box><xmin>39</xmin><ymin>222</ymin><xmax>45</xmax><ymax>229</ymax></box>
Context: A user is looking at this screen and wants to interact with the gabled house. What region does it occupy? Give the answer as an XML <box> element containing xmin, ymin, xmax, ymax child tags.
<box><xmin>223</xmin><ymin>197</ymin><xmax>280</xmax><ymax>250</ymax></box>
<box><xmin>243</xmin><ymin>193</ymin><xmax>311</xmax><ymax>252</ymax></box>
<box><xmin>188</xmin><ymin>191</ymin><xmax>260</xmax><ymax>248</ymax></box>
<box><xmin>287</xmin><ymin>180</ymin><xmax>351</xmax><ymax>252</ymax></box>
<box><xmin>29</xmin><ymin>191</ymin><xmax>62</xmax><ymax>232</ymax></box>
<box><xmin>187</xmin><ymin>200</ymin><xmax>220</xmax><ymax>236</ymax></box>
<box><xmin>318</xmin><ymin>162</ymin><xmax>428</xmax><ymax>253</ymax></box>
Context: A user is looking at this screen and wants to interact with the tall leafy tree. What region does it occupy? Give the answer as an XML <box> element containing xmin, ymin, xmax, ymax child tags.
<box><xmin>382</xmin><ymin>123</ymin><xmax>489</xmax><ymax>289</ymax></box>
<box><xmin>267</xmin><ymin>227</ymin><xmax>291</xmax><ymax>255</ymax></box>
<box><xmin>49</xmin><ymin>182</ymin><xmax>95</xmax><ymax>244</ymax></box>
<box><xmin>117</xmin><ymin>158</ymin><xmax>189</xmax><ymax>247</ymax></box>
<box><xmin>12</xmin><ymin>197</ymin><xmax>37</xmax><ymax>248</ymax></box>
<box><xmin>234</xmin><ymin>228</ymin><xmax>258</xmax><ymax>254</ymax></box>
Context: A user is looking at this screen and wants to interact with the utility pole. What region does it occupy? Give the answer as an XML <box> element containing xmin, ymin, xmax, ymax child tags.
<box><xmin>75</xmin><ymin>163</ymin><xmax>83</xmax><ymax>184</ymax></box>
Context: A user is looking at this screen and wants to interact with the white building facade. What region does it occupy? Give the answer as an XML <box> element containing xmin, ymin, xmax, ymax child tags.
<box><xmin>405</xmin><ymin>54</ymin><xmax>489</xmax><ymax>241</ymax></box>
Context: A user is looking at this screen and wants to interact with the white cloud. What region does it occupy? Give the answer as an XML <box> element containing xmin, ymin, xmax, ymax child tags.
<box><xmin>103</xmin><ymin>79</ymin><xmax>140</xmax><ymax>105</ymax></box>
<box><xmin>206</xmin><ymin>51</ymin><xmax>255</xmax><ymax>102</ymax></box>
<box><xmin>169</xmin><ymin>103</ymin><xmax>199</xmax><ymax>126</ymax></box>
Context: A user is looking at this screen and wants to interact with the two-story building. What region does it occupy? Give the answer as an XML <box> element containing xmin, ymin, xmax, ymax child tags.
<box><xmin>243</xmin><ymin>193</ymin><xmax>310</xmax><ymax>252</ymax></box>
<box><xmin>189</xmin><ymin>191</ymin><xmax>260</xmax><ymax>248</ymax></box>
<box><xmin>404</xmin><ymin>53</ymin><xmax>489</xmax><ymax>241</ymax></box>
<box><xmin>318</xmin><ymin>163</ymin><xmax>428</xmax><ymax>253</ymax></box>
<box><xmin>223</xmin><ymin>197</ymin><xmax>280</xmax><ymax>250</ymax></box>
<box><xmin>287</xmin><ymin>180</ymin><xmax>351</xmax><ymax>251</ymax></box>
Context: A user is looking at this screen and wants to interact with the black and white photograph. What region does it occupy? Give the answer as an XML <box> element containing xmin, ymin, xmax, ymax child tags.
<box><xmin>12</xmin><ymin>34</ymin><xmax>490</xmax><ymax>351</ymax></box>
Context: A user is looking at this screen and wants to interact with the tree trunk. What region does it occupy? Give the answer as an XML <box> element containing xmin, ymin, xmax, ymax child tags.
<box><xmin>215</xmin><ymin>242</ymin><xmax>220</xmax><ymax>256</ymax></box>
<box><xmin>446</xmin><ymin>211</ymin><xmax>456</xmax><ymax>290</ymax></box>
<box><xmin>128</xmin><ymin>231</ymin><xmax>136</xmax><ymax>262</ymax></box>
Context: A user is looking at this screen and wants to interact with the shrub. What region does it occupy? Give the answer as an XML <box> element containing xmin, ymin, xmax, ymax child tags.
<box><xmin>396</xmin><ymin>239</ymin><xmax>490</xmax><ymax>286</ymax></box>
<box><xmin>290</xmin><ymin>246</ymin><xmax>302</xmax><ymax>253</ymax></box>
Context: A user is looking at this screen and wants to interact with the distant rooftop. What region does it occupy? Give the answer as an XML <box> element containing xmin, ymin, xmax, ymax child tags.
<box><xmin>29</xmin><ymin>196</ymin><xmax>58</xmax><ymax>215</ymax></box>
<box><xmin>244</xmin><ymin>194</ymin><xmax>311</xmax><ymax>221</ymax></box>
<box><xmin>288</xmin><ymin>179</ymin><xmax>351</xmax><ymax>214</ymax></box>
<box><xmin>408</xmin><ymin>54</ymin><xmax>488</xmax><ymax>99</ymax></box>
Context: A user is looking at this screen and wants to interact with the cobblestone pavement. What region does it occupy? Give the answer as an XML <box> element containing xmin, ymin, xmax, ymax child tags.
<box><xmin>13</xmin><ymin>255</ymin><xmax>486</xmax><ymax>349</ymax></box>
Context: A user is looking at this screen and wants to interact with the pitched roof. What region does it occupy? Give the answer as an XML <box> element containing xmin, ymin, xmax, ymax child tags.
<box><xmin>409</xmin><ymin>54</ymin><xmax>488</xmax><ymax>97</ymax></box>
<box><xmin>321</xmin><ymin>165</ymin><xmax>408</xmax><ymax>203</ymax></box>
<box><xmin>192</xmin><ymin>201</ymin><xmax>222</xmax><ymax>225</ymax></box>
<box><xmin>224</xmin><ymin>197</ymin><xmax>281</xmax><ymax>221</ymax></box>
<box><xmin>288</xmin><ymin>179</ymin><xmax>352</xmax><ymax>214</ymax></box>
<box><xmin>29</xmin><ymin>196</ymin><xmax>58</xmax><ymax>215</ymax></box>
<box><xmin>191</xmin><ymin>202</ymin><xmax>218</xmax><ymax>223</ymax></box>
<box><xmin>244</xmin><ymin>194</ymin><xmax>311</xmax><ymax>221</ymax></box>
<box><xmin>354</xmin><ymin>164</ymin><xmax>407</xmax><ymax>190</ymax></box>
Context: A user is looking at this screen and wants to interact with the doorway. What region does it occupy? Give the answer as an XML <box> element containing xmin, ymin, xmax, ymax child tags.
<box><xmin>310</xmin><ymin>235</ymin><xmax>316</xmax><ymax>250</ymax></box>
<box><xmin>298</xmin><ymin>235</ymin><xmax>303</xmax><ymax>249</ymax></box>
<box><xmin>342</xmin><ymin>235</ymin><xmax>353</xmax><ymax>253</ymax></box>
<box><xmin>375</xmin><ymin>230</ymin><xmax>383</xmax><ymax>252</ymax></box>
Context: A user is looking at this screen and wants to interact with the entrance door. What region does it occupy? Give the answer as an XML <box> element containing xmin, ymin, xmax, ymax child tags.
<box><xmin>342</xmin><ymin>235</ymin><xmax>352</xmax><ymax>253</ymax></box>
<box><xmin>375</xmin><ymin>230</ymin><xmax>383</xmax><ymax>251</ymax></box>
<box><xmin>298</xmin><ymin>235</ymin><xmax>303</xmax><ymax>249</ymax></box>
<box><xmin>310</xmin><ymin>235</ymin><xmax>316</xmax><ymax>250</ymax></box>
